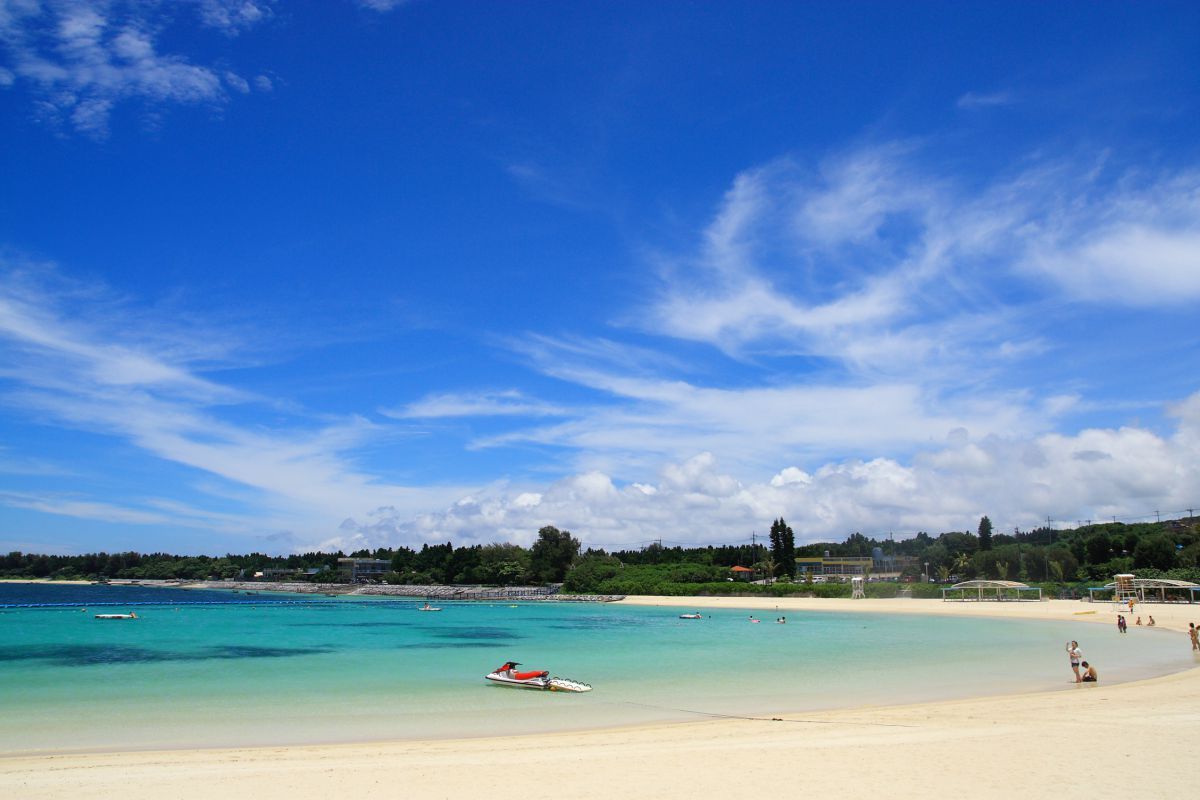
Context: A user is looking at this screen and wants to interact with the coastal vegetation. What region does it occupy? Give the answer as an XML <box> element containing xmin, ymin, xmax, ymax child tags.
<box><xmin>4</xmin><ymin>518</ymin><xmax>1198</xmax><ymax>596</ymax></box>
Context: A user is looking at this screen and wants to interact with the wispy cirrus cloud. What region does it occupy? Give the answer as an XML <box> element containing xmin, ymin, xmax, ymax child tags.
<box><xmin>355</xmin><ymin>0</ymin><xmax>412</xmax><ymax>12</ymax></box>
<box><xmin>956</xmin><ymin>90</ymin><xmax>1015</xmax><ymax>109</ymax></box>
<box><xmin>384</xmin><ymin>389</ymin><xmax>570</xmax><ymax>420</ymax></box>
<box><xmin>641</xmin><ymin>144</ymin><xmax>1200</xmax><ymax>368</ymax></box>
<box><xmin>0</xmin><ymin>263</ymin><xmax>468</xmax><ymax>543</ymax></box>
<box><xmin>0</xmin><ymin>0</ymin><xmax>274</xmax><ymax>135</ymax></box>
<box><xmin>473</xmin><ymin>333</ymin><xmax>1056</xmax><ymax>477</ymax></box>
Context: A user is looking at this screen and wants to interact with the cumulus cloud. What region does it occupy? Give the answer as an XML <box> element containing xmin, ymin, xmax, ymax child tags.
<box><xmin>0</xmin><ymin>1</ymin><xmax>270</xmax><ymax>135</ymax></box>
<box><xmin>333</xmin><ymin>396</ymin><xmax>1200</xmax><ymax>551</ymax></box>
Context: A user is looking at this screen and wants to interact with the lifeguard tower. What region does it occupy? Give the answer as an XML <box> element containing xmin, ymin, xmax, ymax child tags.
<box><xmin>850</xmin><ymin>576</ymin><xmax>865</xmax><ymax>599</ymax></box>
<box><xmin>1113</xmin><ymin>573</ymin><xmax>1138</xmax><ymax>609</ymax></box>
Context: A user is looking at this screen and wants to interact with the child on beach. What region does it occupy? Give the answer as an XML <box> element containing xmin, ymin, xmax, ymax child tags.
<box><xmin>1080</xmin><ymin>661</ymin><xmax>1097</xmax><ymax>682</ymax></box>
<box><xmin>1147</xmin><ymin>616</ymin><xmax>1155</xmax><ymax>627</ymax></box>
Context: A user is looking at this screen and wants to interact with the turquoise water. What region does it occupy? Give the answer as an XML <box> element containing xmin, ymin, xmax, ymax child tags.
<box><xmin>0</xmin><ymin>585</ymin><xmax>1195</xmax><ymax>754</ymax></box>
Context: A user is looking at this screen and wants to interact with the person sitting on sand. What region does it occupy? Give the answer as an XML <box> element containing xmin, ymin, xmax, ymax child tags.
<box><xmin>1080</xmin><ymin>661</ymin><xmax>1097</xmax><ymax>682</ymax></box>
<box><xmin>1135</xmin><ymin>616</ymin><xmax>1142</xmax><ymax>625</ymax></box>
<box><xmin>1147</xmin><ymin>616</ymin><xmax>1155</xmax><ymax>627</ymax></box>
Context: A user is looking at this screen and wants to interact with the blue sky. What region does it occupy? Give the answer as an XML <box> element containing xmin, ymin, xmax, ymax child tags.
<box><xmin>1</xmin><ymin>1</ymin><xmax>1198</xmax><ymax>556</ymax></box>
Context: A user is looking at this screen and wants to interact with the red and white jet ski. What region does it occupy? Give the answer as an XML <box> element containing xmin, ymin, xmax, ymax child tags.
<box><xmin>484</xmin><ymin>661</ymin><xmax>592</xmax><ymax>693</ymax></box>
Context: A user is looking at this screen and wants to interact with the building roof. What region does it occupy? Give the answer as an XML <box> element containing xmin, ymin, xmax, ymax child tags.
<box><xmin>730</xmin><ymin>566</ymin><xmax>754</xmax><ymax>572</ymax></box>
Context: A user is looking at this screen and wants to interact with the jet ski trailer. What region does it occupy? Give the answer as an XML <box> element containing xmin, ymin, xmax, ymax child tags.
<box><xmin>485</xmin><ymin>661</ymin><xmax>592</xmax><ymax>693</ymax></box>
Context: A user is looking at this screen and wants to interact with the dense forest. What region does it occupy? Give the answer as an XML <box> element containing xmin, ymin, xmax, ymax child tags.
<box><xmin>4</xmin><ymin>517</ymin><xmax>1198</xmax><ymax>598</ymax></box>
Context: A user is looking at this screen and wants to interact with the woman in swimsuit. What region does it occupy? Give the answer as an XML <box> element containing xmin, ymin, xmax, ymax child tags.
<box><xmin>1066</xmin><ymin>641</ymin><xmax>1082</xmax><ymax>683</ymax></box>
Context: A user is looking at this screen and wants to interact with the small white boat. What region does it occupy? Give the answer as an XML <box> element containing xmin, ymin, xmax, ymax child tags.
<box><xmin>485</xmin><ymin>661</ymin><xmax>592</xmax><ymax>693</ymax></box>
<box><xmin>95</xmin><ymin>612</ymin><xmax>137</xmax><ymax>620</ymax></box>
<box><xmin>417</xmin><ymin>603</ymin><xmax>442</xmax><ymax>612</ymax></box>
<box><xmin>679</xmin><ymin>613</ymin><xmax>703</xmax><ymax>619</ymax></box>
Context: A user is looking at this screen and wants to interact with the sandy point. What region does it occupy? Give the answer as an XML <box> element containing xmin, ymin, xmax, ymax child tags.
<box><xmin>2</xmin><ymin>597</ymin><xmax>1198</xmax><ymax>800</ymax></box>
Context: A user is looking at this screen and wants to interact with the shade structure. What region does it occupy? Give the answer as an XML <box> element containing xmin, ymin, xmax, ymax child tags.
<box><xmin>1087</xmin><ymin>577</ymin><xmax>1200</xmax><ymax>604</ymax></box>
<box><xmin>941</xmin><ymin>580</ymin><xmax>1042</xmax><ymax>601</ymax></box>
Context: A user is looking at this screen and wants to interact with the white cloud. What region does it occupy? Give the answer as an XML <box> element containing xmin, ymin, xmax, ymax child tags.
<box><xmin>197</xmin><ymin>0</ymin><xmax>273</xmax><ymax>35</ymax></box>
<box><xmin>0</xmin><ymin>1</ymin><xmax>270</xmax><ymax>135</ymax></box>
<box><xmin>637</xmin><ymin>144</ymin><xmax>1200</xmax><ymax>384</ymax></box>
<box><xmin>0</xmin><ymin>264</ymin><xmax>469</xmax><ymax>544</ymax></box>
<box><xmin>333</xmin><ymin>394</ymin><xmax>1200</xmax><ymax>550</ymax></box>
<box><xmin>356</xmin><ymin>0</ymin><xmax>410</xmax><ymax>11</ymax></box>
<box><xmin>384</xmin><ymin>390</ymin><xmax>569</xmax><ymax>419</ymax></box>
<box><xmin>0</xmin><ymin>491</ymin><xmax>180</xmax><ymax>526</ymax></box>
<box><xmin>1027</xmin><ymin>224</ymin><xmax>1200</xmax><ymax>305</ymax></box>
<box><xmin>253</xmin><ymin>74</ymin><xmax>272</xmax><ymax>91</ymax></box>
<box><xmin>483</xmin><ymin>334</ymin><xmax>1048</xmax><ymax>474</ymax></box>
<box><xmin>224</xmin><ymin>71</ymin><xmax>250</xmax><ymax>94</ymax></box>
<box><xmin>957</xmin><ymin>90</ymin><xmax>1014</xmax><ymax>109</ymax></box>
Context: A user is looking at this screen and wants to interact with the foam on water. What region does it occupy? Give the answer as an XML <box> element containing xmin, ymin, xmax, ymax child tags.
<box><xmin>0</xmin><ymin>584</ymin><xmax>1193</xmax><ymax>753</ymax></box>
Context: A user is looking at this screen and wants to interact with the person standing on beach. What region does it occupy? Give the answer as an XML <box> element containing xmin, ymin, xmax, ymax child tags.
<box><xmin>1116</xmin><ymin>615</ymin><xmax>1126</xmax><ymax>633</ymax></box>
<box><xmin>1067</xmin><ymin>641</ymin><xmax>1082</xmax><ymax>683</ymax></box>
<box><xmin>1190</xmin><ymin>623</ymin><xmax>1199</xmax><ymax>651</ymax></box>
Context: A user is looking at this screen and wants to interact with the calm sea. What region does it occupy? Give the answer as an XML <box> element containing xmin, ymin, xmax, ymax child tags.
<box><xmin>0</xmin><ymin>583</ymin><xmax>1193</xmax><ymax>754</ymax></box>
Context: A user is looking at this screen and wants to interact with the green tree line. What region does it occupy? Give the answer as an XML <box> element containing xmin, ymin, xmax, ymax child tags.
<box><xmin>6</xmin><ymin>518</ymin><xmax>1198</xmax><ymax>595</ymax></box>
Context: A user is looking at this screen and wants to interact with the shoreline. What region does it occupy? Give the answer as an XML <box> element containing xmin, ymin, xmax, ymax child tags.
<box><xmin>617</xmin><ymin>593</ymin><xmax>1196</xmax><ymax>632</ymax></box>
<box><xmin>2</xmin><ymin>596</ymin><xmax>1198</xmax><ymax>798</ymax></box>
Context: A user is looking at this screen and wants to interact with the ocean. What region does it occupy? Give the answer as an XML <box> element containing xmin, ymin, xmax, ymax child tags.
<box><xmin>0</xmin><ymin>583</ymin><xmax>1192</xmax><ymax>754</ymax></box>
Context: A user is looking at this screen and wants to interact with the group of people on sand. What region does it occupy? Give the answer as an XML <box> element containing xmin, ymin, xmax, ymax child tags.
<box><xmin>1066</xmin><ymin>640</ymin><xmax>1098</xmax><ymax>684</ymax></box>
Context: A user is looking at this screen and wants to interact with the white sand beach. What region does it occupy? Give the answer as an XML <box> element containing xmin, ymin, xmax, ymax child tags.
<box><xmin>3</xmin><ymin>596</ymin><xmax>1198</xmax><ymax>799</ymax></box>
